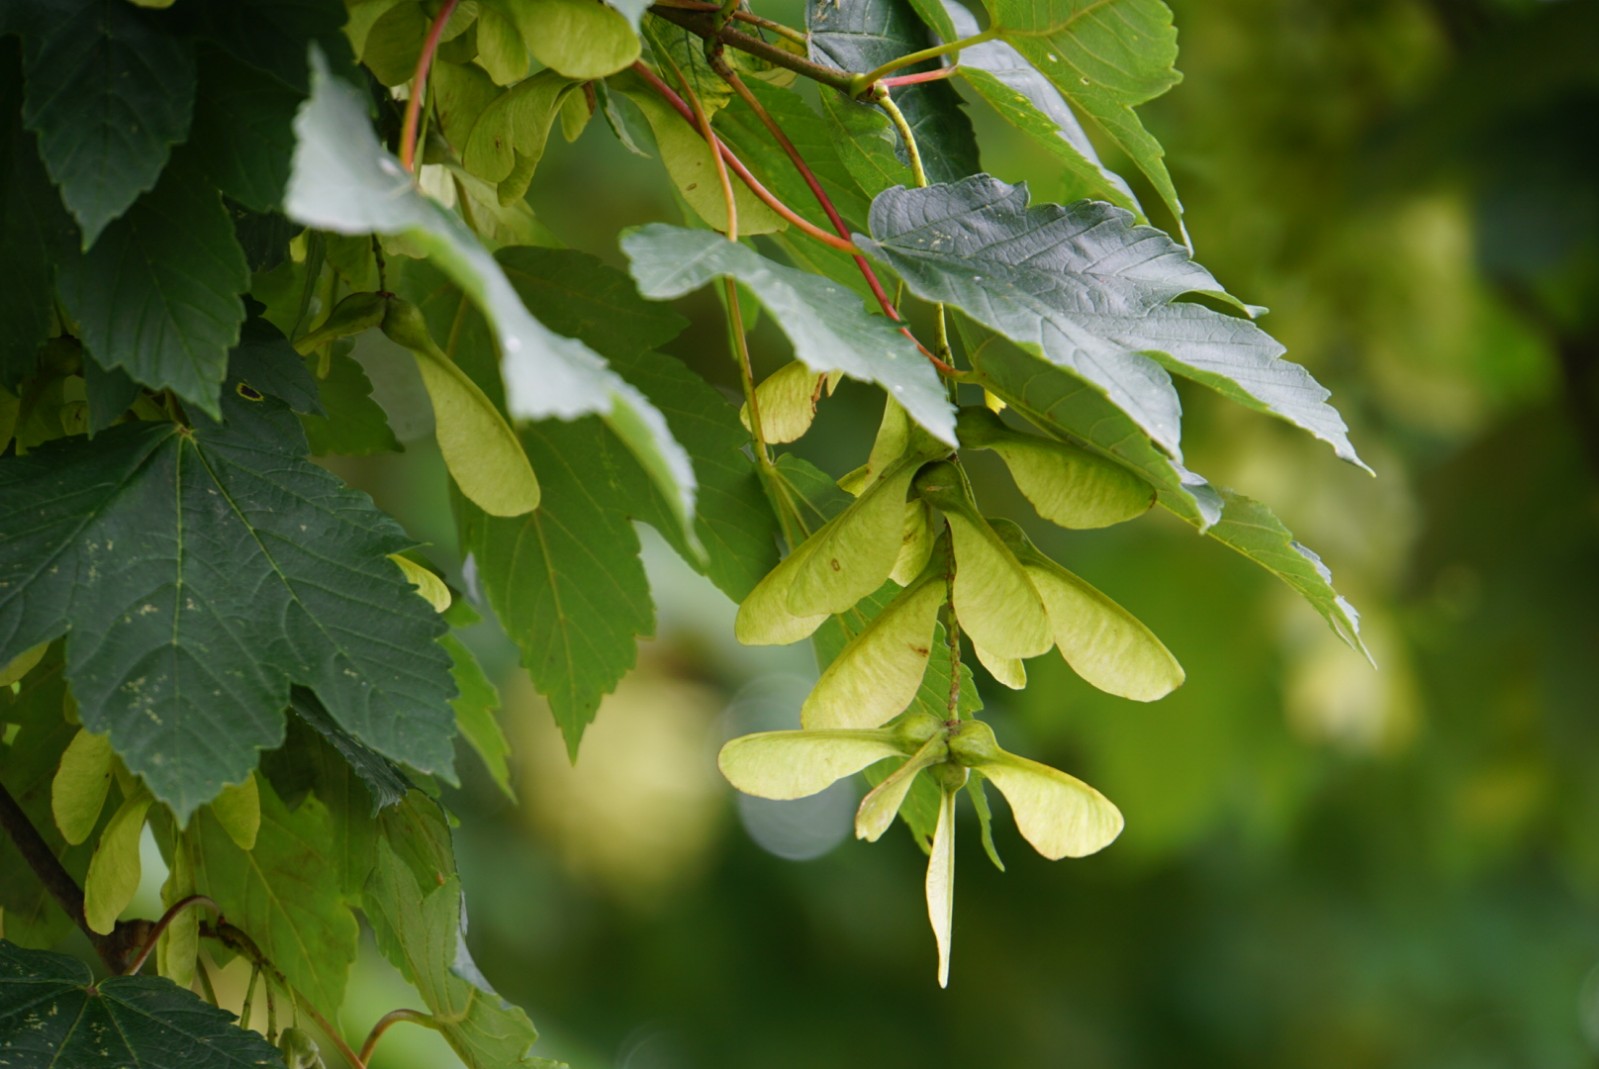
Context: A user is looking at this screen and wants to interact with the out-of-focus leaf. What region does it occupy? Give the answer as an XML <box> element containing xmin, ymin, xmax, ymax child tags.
<box><xmin>20</xmin><ymin>0</ymin><xmax>195</xmax><ymax>246</ymax></box>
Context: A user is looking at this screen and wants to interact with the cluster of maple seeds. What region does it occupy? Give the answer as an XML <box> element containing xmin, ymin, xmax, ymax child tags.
<box><xmin>717</xmin><ymin>397</ymin><xmax>1188</xmax><ymax>984</ymax></box>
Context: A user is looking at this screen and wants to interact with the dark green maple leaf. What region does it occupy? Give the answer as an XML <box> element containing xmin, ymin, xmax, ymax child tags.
<box><xmin>0</xmin><ymin>41</ymin><xmax>73</xmax><ymax>390</ymax></box>
<box><xmin>56</xmin><ymin>161</ymin><xmax>250</xmax><ymax>420</ymax></box>
<box><xmin>19</xmin><ymin>0</ymin><xmax>196</xmax><ymax>247</ymax></box>
<box><xmin>0</xmin><ymin>940</ymin><xmax>280</xmax><ymax>1068</ymax></box>
<box><xmin>0</xmin><ymin>380</ymin><xmax>456</xmax><ymax>820</ymax></box>
<box><xmin>859</xmin><ymin>176</ymin><xmax>1369</xmax><ymax>472</ymax></box>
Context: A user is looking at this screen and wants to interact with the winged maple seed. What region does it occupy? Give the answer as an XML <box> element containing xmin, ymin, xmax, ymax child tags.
<box><xmin>718</xmin><ymin>713</ymin><xmax>1122</xmax><ymax>985</ymax></box>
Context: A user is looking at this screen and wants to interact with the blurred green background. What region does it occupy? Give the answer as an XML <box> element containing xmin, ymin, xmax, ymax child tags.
<box><xmin>340</xmin><ymin>1</ymin><xmax>1599</xmax><ymax>1065</ymax></box>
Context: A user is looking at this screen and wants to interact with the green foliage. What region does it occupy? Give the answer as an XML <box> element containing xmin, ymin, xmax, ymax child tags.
<box><xmin>0</xmin><ymin>0</ymin><xmax>1383</xmax><ymax>1063</ymax></box>
<box><xmin>0</xmin><ymin>940</ymin><xmax>282</xmax><ymax>1067</ymax></box>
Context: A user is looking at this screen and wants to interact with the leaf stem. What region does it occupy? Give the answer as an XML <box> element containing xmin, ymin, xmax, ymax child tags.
<box><xmin>206</xmin><ymin>920</ymin><xmax>366</xmax><ymax>1069</ymax></box>
<box><xmin>124</xmin><ymin>893</ymin><xmax>221</xmax><ymax>976</ymax></box>
<box><xmin>399</xmin><ymin>0</ymin><xmax>459</xmax><ymax>173</ymax></box>
<box><xmin>873</xmin><ymin>87</ymin><xmax>956</xmax><ymax>370</ymax></box>
<box><xmin>714</xmin><ymin>67</ymin><xmax>956</xmax><ymax>375</ymax></box>
<box><xmin>872</xmin><ymin>87</ymin><xmax>929</xmax><ymax>188</ymax></box>
<box><xmin>630</xmin><ymin>62</ymin><xmax>856</xmax><ymax>253</ymax></box>
<box><xmin>358</xmin><ymin>1009</ymin><xmax>438</xmax><ymax>1066</ymax></box>
<box><xmin>650</xmin><ymin>0</ymin><xmax>808</xmax><ymax>42</ymax></box>
<box><xmin>848</xmin><ymin>28</ymin><xmax>1000</xmax><ymax>96</ymax></box>
<box><xmin>648</xmin><ymin>6</ymin><xmax>856</xmax><ymax>91</ymax></box>
<box><xmin>879</xmin><ymin>67</ymin><xmax>960</xmax><ymax>88</ymax></box>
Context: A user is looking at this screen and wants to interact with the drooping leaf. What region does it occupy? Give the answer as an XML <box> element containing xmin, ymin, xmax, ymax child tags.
<box><xmin>623</xmin><ymin>224</ymin><xmax>956</xmax><ymax>445</ymax></box>
<box><xmin>56</xmin><ymin>162</ymin><xmax>249</xmax><ymax>419</ymax></box>
<box><xmin>19</xmin><ymin>0</ymin><xmax>196</xmax><ymax>247</ymax></box>
<box><xmin>285</xmin><ymin>46</ymin><xmax>697</xmax><ymax>532</ymax></box>
<box><xmin>363</xmin><ymin>797</ymin><xmax>553</xmax><ymax>1069</ymax></box>
<box><xmin>0</xmin><ymin>382</ymin><xmax>456</xmax><ymax>820</ymax></box>
<box><xmin>457</xmin><ymin>419</ymin><xmax>654</xmax><ymax>758</ymax></box>
<box><xmin>0</xmin><ymin>940</ymin><xmax>282</xmax><ymax>1069</ymax></box>
<box><xmin>1189</xmin><ymin>487</ymin><xmax>1371</xmax><ymax>660</ymax></box>
<box><xmin>860</xmin><ymin>177</ymin><xmax>1369</xmax><ymax>471</ymax></box>
<box><xmin>190</xmin><ymin>780</ymin><xmax>360</xmax><ymax>1015</ymax></box>
<box><xmin>977</xmin><ymin>0</ymin><xmax>1185</xmax><ymax>233</ymax></box>
<box><xmin>941</xmin><ymin>0</ymin><xmax>1140</xmax><ymax>213</ymax></box>
<box><xmin>807</xmin><ymin>0</ymin><xmax>980</xmax><ymax>186</ymax></box>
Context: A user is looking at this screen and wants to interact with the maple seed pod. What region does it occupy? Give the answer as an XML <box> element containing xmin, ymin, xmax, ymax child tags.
<box><xmin>735</xmin><ymin>457</ymin><xmax>929</xmax><ymax>646</ymax></box>
<box><xmin>946</xmin><ymin>719</ymin><xmax>1124</xmax><ymax>861</ymax></box>
<box><xmin>381</xmin><ymin>298</ymin><xmax>541</xmax><ymax>518</ymax></box>
<box><xmin>292</xmin><ymin>290</ymin><xmax>387</xmax><ymax>355</ymax></box>
<box><xmin>990</xmin><ymin>519</ymin><xmax>1185</xmax><ymax>702</ymax></box>
<box><xmin>913</xmin><ymin>462</ymin><xmax>1053</xmax><ymax>661</ymax></box>
<box><xmin>801</xmin><ymin>547</ymin><xmax>949</xmax><ymax>731</ymax></box>
<box><xmin>956</xmin><ymin>408</ymin><xmax>1154</xmax><ymax>529</ymax></box>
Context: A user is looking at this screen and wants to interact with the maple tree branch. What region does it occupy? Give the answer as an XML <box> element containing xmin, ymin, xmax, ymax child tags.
<box><xmin>125</xmin><ymin>893</ymin><xmax>222</xmax><ymax>976</ymax></box>
<box><xmin>399</xmin><ymin>0</ymin><xmax>459</xmax><ymax>173</ymax></box>
<box><xmin>648</xmin><ymin>6</ymin><xmax>856</xmax><ymax>92</ymax></box>
<box><xmin>0</xmin><ymin>779</ymin><xmax>136</xmax><ymax>973</ymax></box>
<box><xmin>651</xmin><ymin>0</ymin><xmax>808</xmax><ymax>42</ymax></box>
